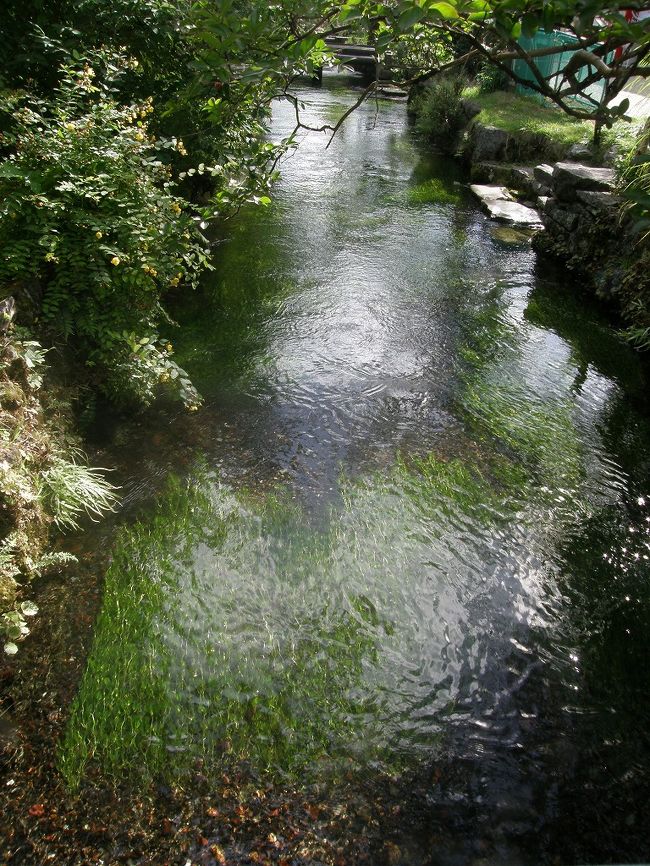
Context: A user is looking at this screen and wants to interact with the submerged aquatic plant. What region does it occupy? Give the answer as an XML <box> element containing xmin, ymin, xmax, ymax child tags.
<box><xmin>60</xmin><ymin>441</ymin><xmax>575</xmax><ymax>789</ymax></box>
<box><xmin>407</xmin><ymin>177</ymin><xmax>461</xmax><ymax>206</ymax></box>
<box><xmin>58</xmin><ymin>474</ymin><xmax>392</xmax><ymax>787</ymax></box>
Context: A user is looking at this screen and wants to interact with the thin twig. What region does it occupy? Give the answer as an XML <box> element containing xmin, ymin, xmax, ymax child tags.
<box><xmin>326</xmin><ymin>81</ymin><xmax>378</xmax><ymax>148</ymax></box>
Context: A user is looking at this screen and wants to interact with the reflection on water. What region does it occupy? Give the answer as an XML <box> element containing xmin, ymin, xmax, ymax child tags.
<box><xmin>64</xmin><ymin>75</ymin><xmax>650</xmax><ymax>860</ymax></box>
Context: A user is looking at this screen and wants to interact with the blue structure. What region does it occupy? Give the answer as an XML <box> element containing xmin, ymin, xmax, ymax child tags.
<box><xmin>513</xmin><ymin>31</ymin><xmax>607</xmax><ymax>107</ymax></box>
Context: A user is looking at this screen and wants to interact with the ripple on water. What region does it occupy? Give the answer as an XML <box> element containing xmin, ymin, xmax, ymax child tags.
<box><xmin>61</xmin><ymin>73</ymin><xmax>650</xmax><ymax>862</ymax></box>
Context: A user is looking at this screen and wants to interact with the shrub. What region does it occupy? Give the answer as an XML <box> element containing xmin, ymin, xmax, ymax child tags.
<box><xmin>0</xmin><ymin>57</ymin><xmax>211</xmax><ymax>408</ymax></box>
<box><xmin>619</xmin><ymin>119</ymin><xmax>650</xmax><ymax>245</ymax></box>
<box><xmin>41</xmin><ymin>453</ymin><xmax>118</xmax><ymax>530</ymax></box>
<box><xmin>475</xmin><ymin>62</ymin><xmax>511</xmax><ymax>94</ymax></box>
<box><xmin>412</xmin><ymin>74</ymin><xmax>470</xmax><ymax>154</ymax></box>
<box><xmin>0</xmin><ymin>319</ymin><xmax>116</xmax><ymax>655</ymax></box>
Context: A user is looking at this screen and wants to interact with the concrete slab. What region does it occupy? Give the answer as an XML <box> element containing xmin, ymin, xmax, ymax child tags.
<box><xmin>483</xmin><ymin>198</ymin><xmax>543</xmax><ymax>226</ymax></box>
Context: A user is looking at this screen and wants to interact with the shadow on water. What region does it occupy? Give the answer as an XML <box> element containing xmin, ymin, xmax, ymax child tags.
<box><xmin>7</xmin><ymin>73</ymin><xmax>650</xmax><ymax>864</ymax></box>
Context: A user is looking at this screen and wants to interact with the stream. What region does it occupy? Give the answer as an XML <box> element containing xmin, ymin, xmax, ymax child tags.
<box><xmin>7</xmin><ymin>74</ymin><xmax>650</xmax><ymax>865</ymax></box>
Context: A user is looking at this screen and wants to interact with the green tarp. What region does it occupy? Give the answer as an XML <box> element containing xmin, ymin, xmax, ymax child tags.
<box><xmin>513</xmin><ymin>30</ymin><xmax>606</xmax><ymax>107</ymax></box>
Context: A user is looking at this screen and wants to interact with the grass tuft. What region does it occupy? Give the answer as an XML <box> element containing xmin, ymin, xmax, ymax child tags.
<box><xmin>40</xmin><ymin>453</ymin><xmax>119</xmax><ymax>530</ymax></box>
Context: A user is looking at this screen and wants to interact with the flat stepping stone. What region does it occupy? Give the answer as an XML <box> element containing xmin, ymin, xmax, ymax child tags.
<box><xmin>470</xmin><ymin>184</ymin><xmax>542</xmax><ymax>226</ymax></box>
<box><xmin>470</xmin><ymin>184</ymin><xmax>514</xmax><ymax>203</ymax></box>
<box><xmin>553</xmin><ymin>162</ymin><xmax>615</xmax><ymax>187</ymax></box>
<box><xmin>483</xmin><ymin>198</ymin><xmax>542</xmax><ymax>226</ymax></box>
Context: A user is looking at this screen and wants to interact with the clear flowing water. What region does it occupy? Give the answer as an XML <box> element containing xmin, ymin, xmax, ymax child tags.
<box><xmin>62</xmin><ymin>76</ymin><xmax>650</xmax><ymax>860</ymax></box>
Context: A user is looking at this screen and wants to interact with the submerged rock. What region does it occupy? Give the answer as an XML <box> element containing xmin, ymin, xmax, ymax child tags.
<box><xmin>490</xmin><ymin>225</ymin><xmax>533</xmax><ymax>245</ymax></box>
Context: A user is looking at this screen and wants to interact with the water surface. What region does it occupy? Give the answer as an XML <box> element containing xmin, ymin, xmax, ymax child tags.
<box><xmin>63</xmin><ymin>75</ymin><xmax>650</xmax><ymax>863</ymax></box>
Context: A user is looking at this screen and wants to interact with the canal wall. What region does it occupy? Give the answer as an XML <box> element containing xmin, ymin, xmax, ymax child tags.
<box><xmin>459</xmin><ymin>117</ymin><xmax>649</xmax><ymax>338</ymax></box>
<box><xmin>531</xmin><ymin>162</ymin><xmax>650</xmax><ymax>333</ymax></box>
<box><xmin>462</xmin><ymin>118</ymin><xmax>572</xmax><ymax>166</ymax></box>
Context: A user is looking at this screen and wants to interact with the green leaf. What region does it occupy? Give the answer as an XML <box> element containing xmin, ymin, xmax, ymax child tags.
<box><xmin>375</xmin><ymin>30</ymin><xmax>393</xmax><ymax>51</ymax></box>
<box><xmin>398</xmin><ymin>6</ymin><xmax>427</xmax><ymax>29</ymax></box>
<box><xmin>339</xmin><ymin>5</ymin><xmax>362</xmax><ymax>20</ymax></box>
<box><xmin>20</xmin><ymin>601</ymin><xmax>39</xmax><ymax>617</ymax></box>
<box><xmin>467</xmin><ymin>0</ymin><xmax>490</xmax><ymax>11</ymax></box>
<box><xmin>428</xmin><ymin>1</ymin><xmax>459</xmax><ymax>18</ymax></box>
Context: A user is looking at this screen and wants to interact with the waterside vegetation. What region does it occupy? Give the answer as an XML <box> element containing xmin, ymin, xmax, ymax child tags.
<box><xmin>0</xmin><ymin>0</ymin><xmax>302</xmax><ymax>650</ymax></box>
<box><xmin>0</xmin><ymin>305</ymin><xmax>117</xmax><ymax>655</ymax></box>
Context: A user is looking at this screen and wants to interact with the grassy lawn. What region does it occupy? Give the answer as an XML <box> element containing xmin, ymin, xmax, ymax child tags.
<box><xmin>463</xmin><ymin>85</ymin><xmax>594</xmax><ymax>148</ymax></box>
<box><xmin>464</xmin><ymin>86</ymin><xmax>645</xmax><ymax>156</ymax></box>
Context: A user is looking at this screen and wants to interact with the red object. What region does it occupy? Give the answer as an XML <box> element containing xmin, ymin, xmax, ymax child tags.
<box><xmin>615</xmin><ymin>9</ymin><xmax>636</xmax><ymax>60</ymax></box>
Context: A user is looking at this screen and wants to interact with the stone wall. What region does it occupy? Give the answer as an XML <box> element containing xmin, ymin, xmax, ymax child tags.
<box><xmin>532</xmin><ymin>162</ymin><xmax>650</xmax><ymax>327</ymax></box>
<box><xmin>463</xmin><ymin>121</ymin><xmax>569</xmax><ymax>166</ymax></box>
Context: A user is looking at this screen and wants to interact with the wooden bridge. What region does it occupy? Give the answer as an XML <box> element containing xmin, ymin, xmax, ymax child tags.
<box><xmin>325</xmin><ymin>40</ymin><xmax>378</xmax><ymax>79</ymax></box>
<box><xmin>316</xmin><ymin>39</ymin><xmax>396</xmax><ymax>81</ymax></box>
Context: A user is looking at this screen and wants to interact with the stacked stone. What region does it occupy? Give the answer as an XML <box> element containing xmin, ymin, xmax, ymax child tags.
<box><xmin>537</xmin><ymin>162</ymin><xmax>618</xmax><ymax>234</ymax></box>
<box><xmin>531</xmin><ymin>160</ymin><xmax>650</xmax><ymax>336</ymax></box>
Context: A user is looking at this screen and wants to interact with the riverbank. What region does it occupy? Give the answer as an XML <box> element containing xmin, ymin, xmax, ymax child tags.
<box><xmin>0</xmin><ymin>304</ymin><xmax>118</xmax><ymax>660</ymax></box>
<box><xmin>411</xmin><ymin>80</ymin><xmax>650</xmax><ymax>347</ymax></box>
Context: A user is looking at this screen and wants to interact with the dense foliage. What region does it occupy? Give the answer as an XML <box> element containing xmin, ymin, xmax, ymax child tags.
<box><xmin>0</xmin><ymin>0</ymin><xmax>303</xmax><ymax>651</ymax></box>
<box><xmin>0</xmin><ymin>59</ymin><xmax>210</xmax><ymax>407</ymax></box>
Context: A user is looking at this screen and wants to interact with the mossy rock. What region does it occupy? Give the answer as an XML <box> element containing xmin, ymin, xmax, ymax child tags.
<box><xmin>0</xmin><ymin>380</ymin><xmax>26</xmax><ymax>410</ymax></box>
<box><xmin>0</xmin><ymin>574</ymin><xmax>18</xmax><ymax>614</ymax></box>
